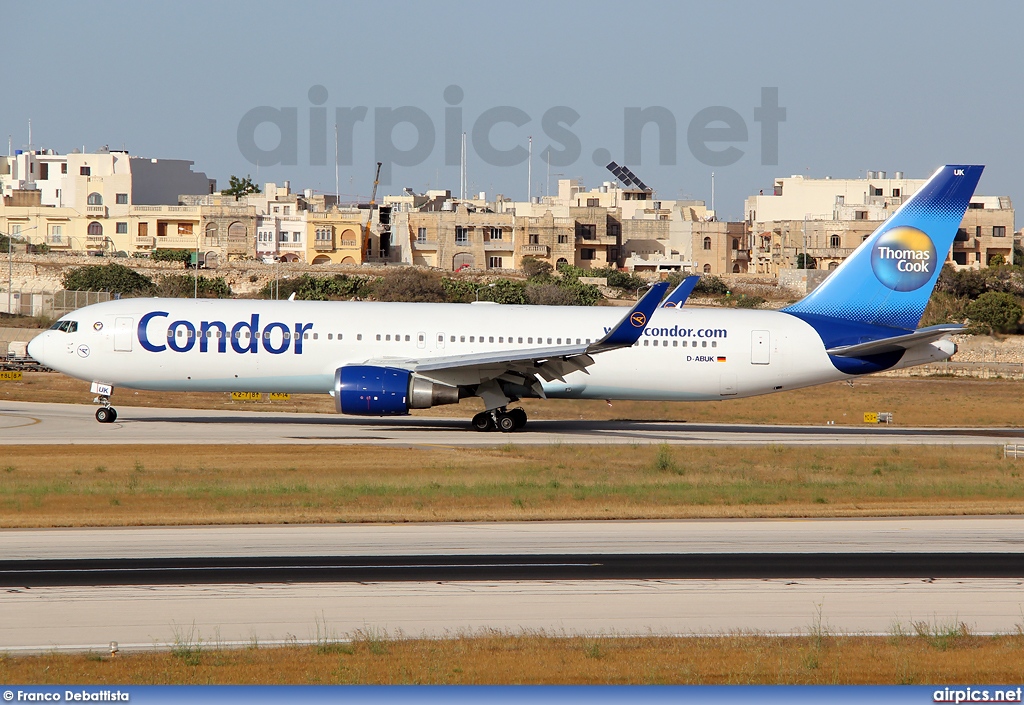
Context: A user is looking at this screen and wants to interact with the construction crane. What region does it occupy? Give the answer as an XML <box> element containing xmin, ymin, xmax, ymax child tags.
<box><xmin>365</xmin><ymin>162</ymin><xmax>382</xmax><ymax>258</ymax></box>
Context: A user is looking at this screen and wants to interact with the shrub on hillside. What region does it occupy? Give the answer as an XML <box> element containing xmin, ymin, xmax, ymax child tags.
<box><xmin>257</xmin><ymin>274</ymin><xmax>373</xmax><ymax>300</ymax></box>
<box><xmin>965</xmin><ymin>291</ymin><xmax>1023</xmax><ymax>334</ymax></box>
<box><xmin>525</xmin><ymin>283</ymin><xmax>580</xmax><ymax>306</ymax></box>
<box><xmin>920</xmin><ymin>291</ymin><xmax>970</xmax><ymax>327</ymax></box>
<box><xmin>935</xmin><ymin>264</ymin><xmax>1024</xmax><ymax>299</ymax></box>
<box><xmin>62</xmin><ymin>264</ymin><xmax>154</xmax><ymax>295</ymax></box>
<box><xmin>155</xmin><ymin>274</ymin><xmax>232</xmax><ymax>298</ymax></box>
<box><xmin>693</xmin><ymin>275</ymin><xmax>729</xmax><ymax>296</ymax></box>
<box><xmin>521</xmin><ymin>256</ymin><xmax>553</xmax><ymax>279</ymax></box>
<box><xmin>151</xmin><ymin>249</ymin><xmax>192</xmax><ymax>265</ymax></box>
<box><xmin>372</xmin><ymin>268</ymin><xmax>447</xmax><ymax>303</ymax></box>
<box><xmin>734</xmin><ymin>295</ymin><xmax>766</xmax><ymax>309</ymax></box>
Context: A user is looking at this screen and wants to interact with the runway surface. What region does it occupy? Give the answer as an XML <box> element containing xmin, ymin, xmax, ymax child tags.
<box><xmin>3</xmin><ymin>579</ymin><xmax>1022</xmax><ymax>653</ymax></box>
<box><xmin>3</xmin><ymin>519</ymin><xmax>1024</xmax><ymax>651</ymax></box>
<box><xmin>3</xmin><ymin>400</ymin><xmax>1023</xmax><ymax>446</ymax></box>
<box><xmin>7</xmin><ymin>518</ymin><xmax>1024</xmax><ymax>559</ymax></box>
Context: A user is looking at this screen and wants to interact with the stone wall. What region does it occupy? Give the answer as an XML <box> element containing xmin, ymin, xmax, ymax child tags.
<box><xmin>777</xmin><ymin>268</ymin><xmax>830</xmax><ymax>295</ymax></box>
<box><xmin>0</xmin><ymin>253</ymin><xmax>382</xmax><ymax>297</ymax></box>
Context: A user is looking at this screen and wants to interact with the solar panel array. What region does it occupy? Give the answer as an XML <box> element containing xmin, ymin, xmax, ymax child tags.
<box><xmin>605</xmin><ymin>162</ymin><xmax>651</xmax><ymax>192</ymax></box>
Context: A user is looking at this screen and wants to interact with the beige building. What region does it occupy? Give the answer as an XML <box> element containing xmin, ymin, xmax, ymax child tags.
<box><xmin>387</xmin><ymin>178</ymin><xmax>715</xmax><ymax>273</ymax></box>
<box><xmin>0</xmin><ymin>191</ymin><xmax>257</xmax><ymax>264</ymax></box>
<box><xmin>513</xmin><ymin>210</ymin><xmax>577</xmax><ymax>269</ymax></box>
<box><xmin>744</xmin><ymin>170</ymin><xmax>920</xmax><ymax>224</ymax></box>
<box><xmin>746</xmin><ymin>171</ymin><xmax>1015</xmax><ymax>273</ymax></box>
<box><xmin>951</xmin><ymin>195</ymin><xmax>1015</xmax><ymax>267</ymax></box>
<box><xmin>0</xmin><ymin>146</ymin><xmax>213</xmax><ymax>214</ymax></box>
<box><xmin>305</xmin><ymin>208</ymin><xmax>364</xmax><ymax>265</ymax></box>
<box><xmin>0</xmin><ymin>147</ymin><xmax>222</xmax><ymax>258</ymax></box>
<box><xmin>404</xmin><ymin>206</ymin><xmax>517</xmax><ymax>271</ymax></box>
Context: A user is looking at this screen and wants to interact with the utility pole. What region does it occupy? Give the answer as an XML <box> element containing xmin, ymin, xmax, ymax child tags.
<box><xmin>195</xmin><ymin>236</ymin><xmax>199</xmax><ymax>298</ymax></box>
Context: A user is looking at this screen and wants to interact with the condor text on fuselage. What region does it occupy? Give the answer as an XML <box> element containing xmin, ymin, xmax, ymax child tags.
<box><xmin>137</xmin><ymin>311</ymin><xmax>314</xmax><ymax>355</ymax></box>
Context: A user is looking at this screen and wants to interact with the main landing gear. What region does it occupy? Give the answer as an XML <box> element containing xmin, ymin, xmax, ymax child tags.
<box><xmin>471</xmin><ymin>407</ymin><xmax>527</xmax><ymax>433</ymax></box>
<box><xmin>94</xmin><ymin>395</ymin><xmax>118</xmax><ymax>424</ymax></box>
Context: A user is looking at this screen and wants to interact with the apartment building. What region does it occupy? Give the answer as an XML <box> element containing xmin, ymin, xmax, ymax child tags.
<box><xmin>406</xmin><ymin>205</ymin><xmax>517</xmax><ymax>271</ymax></box>
<box><xmin>745</xmin><ymin>171</ymin><xmax>1014</xmax><ymax>273</ymax></box>
<box><xmin>0</xmin><ymin>147</ymin><xmax>218</xmax><ymax>256</ymax></box>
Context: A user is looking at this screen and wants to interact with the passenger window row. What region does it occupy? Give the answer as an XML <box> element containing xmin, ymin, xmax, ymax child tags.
<box><xmin>638</xmin><ymin>339</ymin><xmax>718</xmax><ymax>348</ymax></box>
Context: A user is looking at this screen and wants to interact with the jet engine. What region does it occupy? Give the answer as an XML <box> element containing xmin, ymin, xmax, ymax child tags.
<box><xmin>334</xmin><ymin>365</ymin><xmax>460</xmax><ymax>416</ymax></box>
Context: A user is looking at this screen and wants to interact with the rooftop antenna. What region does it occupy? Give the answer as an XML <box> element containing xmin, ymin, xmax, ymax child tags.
<box><xmin>527</xmin><ymin>136</ymin><xmax>532</xmax><ymax>201</ymax></box>
<box><xmin>711</xmin><ymin>171</ymin><xmax>715</xmax><ymax>212</ymax></box>
<box><xmin>27</xmin><ymin>119</ymin><xmax>32</xmax><ymax>152</ymax></box>
<box><xmin>334</xmin><ymin>122</ymin><xmax>339</xmax><ymax>204</ymax></box>
<box><xmin>7</xmin><ymin>135</ymin><xmax>10</xmax><ymax>157</ymax></box>
<box><xmin>460</xmin><ymin>131</ymin><xmax>467</xmax><ymax>200</ymax></box>
<box><xmin>546</xmin><ymin>149</ymin><xmax>550</xmax><ymax>197</ymax></box>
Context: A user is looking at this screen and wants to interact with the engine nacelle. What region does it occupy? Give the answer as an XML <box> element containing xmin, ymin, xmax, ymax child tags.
<box><xmin>334</xmin><ymin>365</ymin><xmax>460</xmax><ymax>416</ymax></box>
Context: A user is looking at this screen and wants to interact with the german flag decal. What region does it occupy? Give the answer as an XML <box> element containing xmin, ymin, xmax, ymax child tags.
<box><xmin>716</xmin><ymin>356</ymin><xmax>727</xmax><ymax>362</ymax></box>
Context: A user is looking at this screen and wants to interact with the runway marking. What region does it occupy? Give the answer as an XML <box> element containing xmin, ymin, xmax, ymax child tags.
<box><xmin>0</xmin><ymin>413</ymin><xmax>42</xmax><ymax>430</ymax></box>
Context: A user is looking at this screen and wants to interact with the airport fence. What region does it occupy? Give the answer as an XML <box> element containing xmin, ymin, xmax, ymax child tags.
<box><xmin>0</xmin><ymin>289</ymin><xmax>112</xmax><ymax>318</ymax></box>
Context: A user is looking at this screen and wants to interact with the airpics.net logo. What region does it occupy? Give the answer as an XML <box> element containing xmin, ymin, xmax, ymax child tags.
<box><xmin>870</xmin><ymin>226</ymin><xmax>936</xmax><ymax>292</ymax></box>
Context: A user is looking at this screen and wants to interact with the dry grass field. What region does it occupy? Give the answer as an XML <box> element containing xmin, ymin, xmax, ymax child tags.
<box><xmin>4</xmin><ymin>373</ymin><xmax>1024</xmax><ymax>685</ymax></box>
<box><xmin>3</xmin><ymin>371</ymin><xmax>1024</xmax><ymax>427</ymax></box>
<box><xmin>3</xmin><ymin>630</ymin><xmax>1024</xmax><ymax>685</ymax></box>
<box><xmin>1</xmin><ymin>443</ymin><xmax>1023</xmax><ymax>527</ymax></box>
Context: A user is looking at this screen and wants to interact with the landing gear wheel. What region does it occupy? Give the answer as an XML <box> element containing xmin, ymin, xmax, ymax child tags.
<box><xmin>509</xmin><ymin>408</ymin><xmax>527</xmax><ymax>430</ymax></box>
<box><xmin>95</xmin><ymin>407</ymin><xmax>116</xmax><ymax>424</ymax></box>
<box><xmin>497</xmin><ymin>413</ymin><xmax>516</xmax><ymax>433</ymax></box>
<box><xmin>472</xmin><ymin>412</ymin><xmax>495</xmax><ymax>432</ymax></box>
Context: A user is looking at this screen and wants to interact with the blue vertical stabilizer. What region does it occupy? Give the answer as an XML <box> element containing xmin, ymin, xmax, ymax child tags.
<box><xmin>783</xmin><ymin>165</ymin><xmax>983</xmax><ymax>334</ymax></box>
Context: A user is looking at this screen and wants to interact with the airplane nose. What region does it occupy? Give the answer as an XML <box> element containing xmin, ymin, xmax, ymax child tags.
<box><xmin>27</xmin><ymin>333</ymin><xmax>47</xmax><ymax>364</ymax></box>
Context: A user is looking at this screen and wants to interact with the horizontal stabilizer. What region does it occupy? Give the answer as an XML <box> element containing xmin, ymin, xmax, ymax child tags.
<box><xmin>826</xmin><ymin>324</ymin><xmax>963</xmax><ymax>357</ymax></box>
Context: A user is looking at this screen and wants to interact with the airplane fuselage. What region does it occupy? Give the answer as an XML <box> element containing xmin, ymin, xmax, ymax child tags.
<box><xmin>29</xmin><ymin>298</ymin><xmax>953</xmax><ymax>403</ymax></box>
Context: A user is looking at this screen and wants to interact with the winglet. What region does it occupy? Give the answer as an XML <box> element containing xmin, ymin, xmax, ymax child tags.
<box><xmin>662</xmin><ymin>275</ymin><xmax>700</xmax><ymax>308</ymax></box>
<box><xmin>588</xmin><ymin>282</ymin><xmax>669</xmax><ymax>354</ymax></box>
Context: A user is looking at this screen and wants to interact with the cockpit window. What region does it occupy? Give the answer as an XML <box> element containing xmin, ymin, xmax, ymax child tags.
<box><xmin>49</xmin><ymin>320</ymin><xmax>78</xmax><ymax>333</ymax></box>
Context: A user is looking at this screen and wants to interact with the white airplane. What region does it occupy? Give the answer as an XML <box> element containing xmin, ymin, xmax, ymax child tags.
<box><xmin>29</xmin><ymin>165</ymin><xmax>983</xmax><ymax>432</ymax></box>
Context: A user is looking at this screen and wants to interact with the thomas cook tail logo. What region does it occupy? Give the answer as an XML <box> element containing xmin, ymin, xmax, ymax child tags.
<box><xmin>870</xmin><ymin>226</ymin><xmax>936</xmax><ymax>292</ymax></box>
<box><xmin>630</xmin><ymin>312</ymin><xmax>647</xmax><ymax>328</ymax></box>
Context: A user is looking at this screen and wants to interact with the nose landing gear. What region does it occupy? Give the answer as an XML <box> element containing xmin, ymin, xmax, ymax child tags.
<box><xmin>94</xmin><ymin>395</ymin><xmax>118</xmax><ymax>424</ymax></box>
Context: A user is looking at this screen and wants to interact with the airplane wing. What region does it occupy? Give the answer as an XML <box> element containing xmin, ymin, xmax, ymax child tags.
<box><xmin>826</xmin><ymin>324</ymin><xmax>963</xmax><ymax>357</ymax></box>
<box><xmin>662</xmin><ymin>275</ymin><xmax>700</xmax><ymax>308</ymax></box>
<box><xmin>361</xmin><ymin>282</ymin><xmax>669</xmax><ymax>391</ymax></box>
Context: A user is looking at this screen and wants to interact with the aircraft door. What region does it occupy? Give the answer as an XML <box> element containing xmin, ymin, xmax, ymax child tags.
<box><xmin>436</xmin><ymin>332</ymin><xmax>445</xmax><ymax>349</ymax></box>
<box><xmin>751</xmin><ymin>330</ymin><xmax>770</xmax><ymax>365</ymax></box>
<box><xmin>114</xmin><ymin>317</ymin><xmax>133</xmax><ymax>352</ymax></box>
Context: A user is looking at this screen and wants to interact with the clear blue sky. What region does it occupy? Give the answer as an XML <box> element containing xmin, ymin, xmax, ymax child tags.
<box><xmin>4</xmin><ymin>0</ymin><xmax>1021</xmax><ymax>223</ymax></box>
